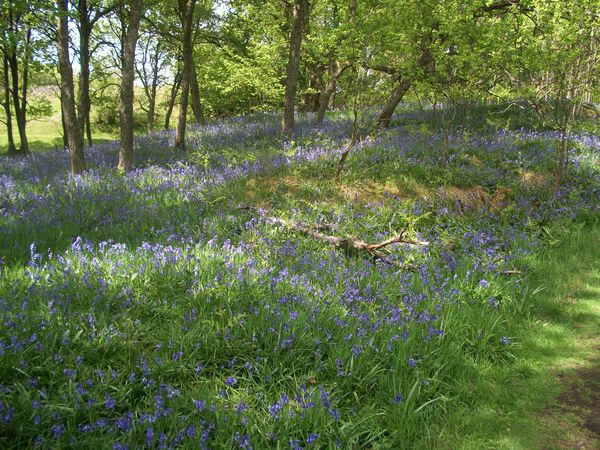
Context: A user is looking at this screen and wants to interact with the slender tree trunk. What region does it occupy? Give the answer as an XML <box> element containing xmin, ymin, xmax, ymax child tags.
<box><xmin>282</xmin><ymin>0</ymin><xmax>308</xmax><ymax>133</ymax></box>
<box><xmin>305</xmin><ymin>65</ymin><xmax>321</xmax><ymax>112</ymax></box>
<box><xmin>14</xmin><ymin>26</ymin><xmax>31</xmax><ymax>153</ymax></box>
<box><xmin>190</xmin><ymin>62</ymin><xmax>204</xmax><ymax>125</ymax></box>
<box><xmin>6</xmin><ymin>5</ymin><xmax>28</xmax><ymax>154</ymax></box>
<box><xmin>78</xmin><ymin>0</ymin><xmax>92</xmax><ymax>148</ymax></box>
<box><xmin>146</xmin><ymin>41</ymin><xmax>161</xmax><ymax>135</ymax></box>
<box><xmin>56</xmin><ymin>0</ymin><xmax>86</xmax><ymax>174</ymax></box>
<box><xmin>376</xmin><ymin>78</ymin><xmax>411</xmax><ymax>128</ymax></box>
<box><xmin>2</xmin><ymin>52</ymin><xmax>17</xmax><ymax>154</ymax></box>
<box><xmin>315</xmin><ymin>60</ymin><xmax>352</xmax><ymax>124</ymax></box>
<box><xmin>147</xmin><ymin>72</ymin><xmax>158</xmax><ymax>135</ymax></box>
<box><xmin>117</xmin><ymin>0</ymin><xmax>143</xmax><ymax>171</ymax></box>
<box><xmin>61</xmin><ymin>107</ymin><xmax>69</xmax><ymax>149</ymax></box>
<box><xmin>19</xmin><ymin>27</ymin><xmax>30</xmax><ymax>139</ymax></box>
<box><xmin>165</xmin><ymin>69</ymin><xmax>181</xmax><ymax>130</ymax></box>
<box><xmin>85</xmin><ymin>112</ymin><xmax>93</xmax><ymax>146</ymax></box>
<box><xmin>174</xmin><ymin>0</ymin><xmax>197</xmax><ymax>150</ymax></box>
<box><xmin>8</xmin><ymin>51</ymin><xmax>28</xmax><ymax>154</ymax></box>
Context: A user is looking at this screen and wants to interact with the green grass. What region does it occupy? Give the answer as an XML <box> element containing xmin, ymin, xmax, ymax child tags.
<box><xmin>0</xmin><ymin>96</ymin><xmax>116</xmax><ymax>153</ymax></box>
<box><xmin>440</xmin><ymin>224</ymin><xmax>600</xmax><ymax>449</ymax></box>
<box><xmin>0</xmin><ymin>111</ymin><xmax>598</xmax><ymax>448</ymax></box>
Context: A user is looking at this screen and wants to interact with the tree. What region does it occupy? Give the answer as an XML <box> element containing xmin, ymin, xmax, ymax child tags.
<box><xmin>56</xmin><ymin>0</ymin><xmax>86</xmax><ymax>174</ymax></box>
<box><xmin>135</xmin><ymin>30</ymin><xmax>168</xmax><ymax>135</ymax></box>
<box><xmin>117</xmin><ymin>0</ymin><xmax>144</xmax><ymax>171</ymax></box>
<box><xmin>502</xmin><ymin>0</ymin><xmax>600</xmax><ymax>190</ymax></box>
<box><xmin>281</xmin><ymin>0</ymin><xmax>309</xmax><ymax>133</ymax></box>
<box><xmin>76</xmin><ymin>0</ymin><xmax>117</xmax><ymax>147</ymax></box>
<box><xmin>304</xmin><ymin>0</ymin><xmax>358</xmax><ymax>124</ymax></box>
<box><xmin>174</xmin><ymin>0</ymin><xmax>198</xmax><ymax>150</ymax></box>
<box><xmin>0</xmin><ymin>1</ymin><xmax>34</xmax><ymax>154</ymax></box>
<box><xmin>1</xmin><ymin>42</ymin><xmax>17</xmax><ymax>154</ymax></box>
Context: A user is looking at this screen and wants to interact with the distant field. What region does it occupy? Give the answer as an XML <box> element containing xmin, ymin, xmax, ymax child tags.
<box><xmin>0</xmin><ymin>87</ymin><xmax>179</xmax><ymax>153</ymax></box>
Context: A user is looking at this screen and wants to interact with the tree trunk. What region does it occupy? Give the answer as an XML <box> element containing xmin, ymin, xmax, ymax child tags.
<box><xmin>6</xmin><ymin>5</ymin><xmax>28</xmax><ymax>154</ymax></box>
<box><xmin>117</xmin><ymin>0</ymin><xmax>143</xmax><ymax>171</ymax></box>
<box><xmin>164</xmin><ymin>69</ymin><xmax>181</xmax><ymax>130</ymax></box>
<box><xmin>304</xmin><ymin>65</ymin><xmax>322</xmax><ymax>112</ymax></box>
<box><xmin>315</xmin><ymin>60</ymin><xmax>352</xmax><ymax>124</ymax></box>
<box><xmin>148</xmin><ymin>42</ymin><xmax>161</xmax><ymax>135</ymax></box>
<box><xmin>56</xmin><ymin>0</ymin><xmax>86</xmax><ymax>174</ymax></box>
<box><xmin>78</xmin><ymin>0</ymin><xmax>92</xmax><ymax>149</ymax></box>
<box><xmin>85</xmin><ymin>112</ymin><xmax>93</xmax><ymax>146</ymax></box>
<box><xmin>2</xmin><ymin>51</ymin><xmax>17</xmax><ymax>154</ymax></box>
<box><xmin>282</xmin><ymin>0</ymin><xmax>308</xmax><ymax>133</ymax></box>
<box><xmin>147</xmin><ymin>76</ymin><xmax>158</xmax><ymax>136</ymax></box>
<box><xmin>174</xmin><ymin>0</ymin><xmax>197</xmax><ymax>150</ymax></box>
<box><xmin>8</xmin><ymin>50</ymin><xmax>28</xmax><ymax>154</ymax></box>
<box><xmin>190</xmin><ymin>62</ymin><xmax>204</xmax><ymax>125</ymax></box>
<box><xmin>376</xmin><ymin>78</ymin><xmax>411</xmax><ymax>128</ymax></box>
<box><xmin>18</xmin><ymin>27</ymin><xmax>31</xmax><ymax>150</ymax></box>
<box><xmin>61</xmin><ymin>107</ymin><xmax>69</xmax><ymax>149</ymax></box>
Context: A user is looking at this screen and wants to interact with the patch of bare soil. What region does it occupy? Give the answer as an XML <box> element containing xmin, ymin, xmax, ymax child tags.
<box><xmin>544</xmin><ymin>346</ymin><xmax>600</xmax><ymax>449</ymax></box>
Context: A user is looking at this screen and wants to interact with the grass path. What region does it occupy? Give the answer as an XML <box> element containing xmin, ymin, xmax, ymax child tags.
<box><xmin>537</xmin><ymin>225</ymin><xmax>600</xmax><ymax>450</ymax></box>
<box><xmin>443</xmin><ymin>224</ymin><xmax>600</xmax><ymax>449</ymax></box>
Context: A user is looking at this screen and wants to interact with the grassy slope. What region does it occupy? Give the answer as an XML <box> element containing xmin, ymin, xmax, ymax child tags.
<box><xmin>1</xmin><ymin>113</ymin><xmax>598</xmax><ymax>448</ymax></box>
<box><xmin>221</xmin><ymin>147</ymin><xmax>600</xmax><ymax>448</ymax></box>
<box><xmin>441</xmin><ymin>224</ymin><xmax>600</xmax><ymax>449</ymax></box>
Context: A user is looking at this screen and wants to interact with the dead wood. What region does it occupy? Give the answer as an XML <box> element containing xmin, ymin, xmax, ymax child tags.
<box><xmin>502</xmin><ymin>269</ymin><xmax>523</xmax><ymax>275</ymax></box>
<box><xmin>263</xmin><ymin>215</ymin><xmax>428</xmax><ymax>269</ymax></box>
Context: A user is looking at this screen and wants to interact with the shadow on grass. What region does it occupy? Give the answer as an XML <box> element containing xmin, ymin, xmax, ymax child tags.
<box><xmin>441</xmin><ymin>225</ymin><xmax>600</xmax><ymax>450</ymax></box>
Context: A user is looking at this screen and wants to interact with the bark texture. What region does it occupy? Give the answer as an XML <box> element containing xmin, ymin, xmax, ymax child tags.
<box><xmin>376</xmin><ymin>78</ymin><xmax>411</xmax><ymax>128</ymax></box>
<box><xmin>174</xmin><ymin>0</ymin><xmax>197</xmax><ymax>150</ymax></box>
<box><xmin>315</xmin><ymin>60</ymin><xmax>353</xmax><ymax>124</ymax></box>
<box><xmin>117</xmin><ymin>0</ymin><xmax>143</xmax><ymax>171</ymax></box>
<box><xmin>56</xmin><ymin>0</ymin><xmax>86</xmax><ymax>174</ymax></box>
<box><xmin>282</xmin><ymin>0</ymin><xmax>308</xmax><ymax>133</ymax></box>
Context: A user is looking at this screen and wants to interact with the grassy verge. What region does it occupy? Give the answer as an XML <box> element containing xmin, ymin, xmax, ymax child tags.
<box><xmin>441</xmin><ymin>224</ymin><xmax>600</xmax><ymax>449</ymax></box>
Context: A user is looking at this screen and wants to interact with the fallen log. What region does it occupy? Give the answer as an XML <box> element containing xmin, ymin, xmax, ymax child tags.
<box><xmin>263</xmin><ymin>215</ymin><xmax>428</xmax><ymax>269</ymax></box>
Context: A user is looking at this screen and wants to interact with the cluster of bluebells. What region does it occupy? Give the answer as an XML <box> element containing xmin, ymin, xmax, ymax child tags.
<box><xmin>0</xmin><ymin>111</ymin><xmax>598</xmax><ymax>448</ymax></box>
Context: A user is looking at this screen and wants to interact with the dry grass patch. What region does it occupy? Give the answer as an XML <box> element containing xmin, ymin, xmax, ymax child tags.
<box><xmin>435</xmin><ymin>185</ymin><xmax>513</xmax><ymax>212</ymax></box>
<box><xmin>520</xmin><ymin>170</ymin><xmax>554</xmax><ymax>191</ymax></box>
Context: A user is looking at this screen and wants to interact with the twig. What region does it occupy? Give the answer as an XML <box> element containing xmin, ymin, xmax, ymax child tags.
<box><xmin>502</xmin><ymin>269</ymin><xmax>523</xmax><ymax>275</ymax></box>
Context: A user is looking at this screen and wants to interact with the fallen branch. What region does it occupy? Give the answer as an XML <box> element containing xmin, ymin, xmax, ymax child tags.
<box><xmin>502</xmin><ymin>269</ymin><xmax>523</xmax><ymax>275</ymax></box>
<box><xmin>263</xmin><ymin>215</ymin><xmax>428</xmax><ymax>269</ymax></box>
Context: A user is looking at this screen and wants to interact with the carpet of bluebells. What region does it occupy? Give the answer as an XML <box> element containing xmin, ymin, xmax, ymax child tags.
<box><xmin>0</xmin><ymin>110</ymin><xmax>599</xmax><ymax>448</ymax></box>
